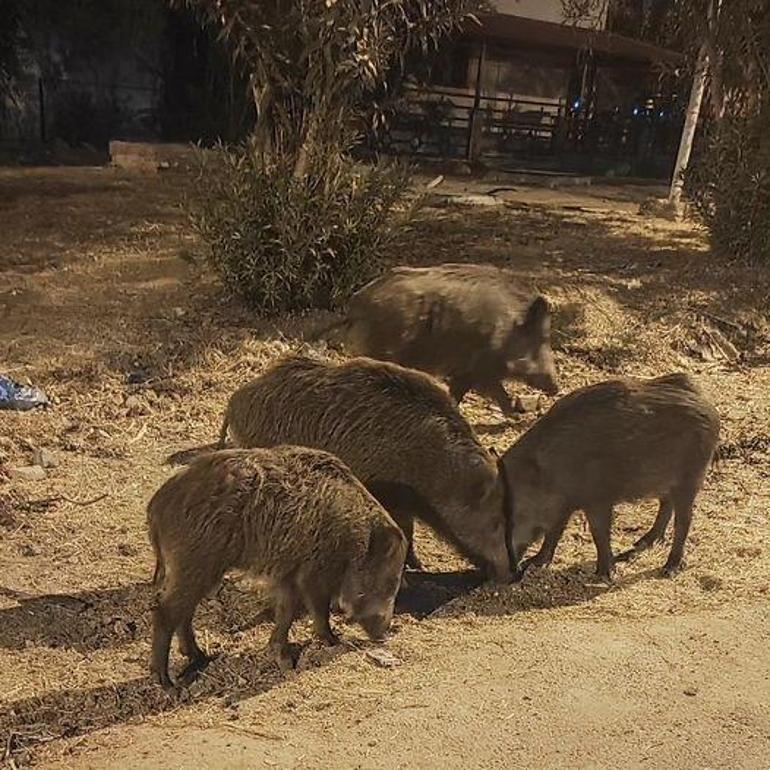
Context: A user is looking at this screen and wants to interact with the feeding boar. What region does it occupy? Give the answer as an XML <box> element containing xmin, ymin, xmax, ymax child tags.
<box><xmin>148</xmin><ymin>446</ymin><xmax>407</xmax><ymax>689</ymax></box>
<box><xmin>316</xmin><ymin>263</ymin><xmax>559</xmax><ymax>415</ymax></box>
<box><xmin>218</xmin><ymin>355</ymin><xmax>510</xmax><ymax>582</ymax></box>
<box><xmin>500</xmin><ymin>373</ymin><xmax>719</xmax><ymax>581</ymax></box>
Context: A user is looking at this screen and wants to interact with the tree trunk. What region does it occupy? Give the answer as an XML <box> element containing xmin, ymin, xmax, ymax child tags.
<box><xmin>252</xmin><ymin>82</ymin><xmax>273</xmax><ymax>160</ymax></box>
<box><xmin>705</xmin><ymin>0</ymin><xmax>725</xmax><ymax>120</ymax></box>
<box><xmin>292</xmin><ymin>113</ymin><xmax>317</xmax><ymax>181</ymax></box>
<box><xmin>668</xmin><ymin>43</ymin><xmax>709</xmax><ymax>212</ymax></box>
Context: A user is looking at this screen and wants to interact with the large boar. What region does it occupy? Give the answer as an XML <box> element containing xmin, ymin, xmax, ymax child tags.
<box><xmin>148</xmin><ymin>446</ymin><xmax>407</xmax><ymax>689</ymax></box>
<box><xmin>317</xmin><ymin>263</ymin><xmax>559</xmax><ymax>415</ymax></box>
<box><xmin>500</xmin><ymin>373</ymin><xmax>719</xmax><ymax>581</ymax></box>
<box><xmin>218</xmin><ymin>355</ymin><xmax>510</xmax><ymax>582</ymax></box>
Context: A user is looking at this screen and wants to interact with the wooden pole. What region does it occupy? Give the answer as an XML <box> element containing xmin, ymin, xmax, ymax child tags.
<box><xmin>38</xmin><ymin>78</ymin><xmax>46</xmax><ymax>143</ymax></box>
<box><xmin>466</xmin><ymin>39</ymin><xmax>487</xmax><ymax>163</ymax></box>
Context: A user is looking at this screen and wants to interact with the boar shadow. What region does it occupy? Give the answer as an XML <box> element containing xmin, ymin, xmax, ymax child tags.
<box><xmin>430</xmin><ymin>559</ymin><xmax>666</xmax><ymax>619</ymax></box>
<box><xmin>0</xmin><ymin>640</ymin><xmax>355</xmax><ymax>767</ymax></box>
<box><xmin>0</xmin><ymin>580</ymin><xmax>271</xmax><ymax>653</ymax></box>
<box><xmin>396</xmin><ymin>569</ymin><xmax>483</xmax><ymax>618</ymax></box>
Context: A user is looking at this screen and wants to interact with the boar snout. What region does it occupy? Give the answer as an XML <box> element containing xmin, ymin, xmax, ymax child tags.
<box><xmin>484</xmin><ymin>554</ymin><xmax>513</xmax><ymax>584</ymax></box>
<box><xmin>359</xmin><ymin>612</ymin><xmax>393</xmax><ymax>641</ymax></box>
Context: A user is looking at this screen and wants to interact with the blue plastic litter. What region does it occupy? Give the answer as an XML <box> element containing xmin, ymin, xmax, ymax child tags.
<box><xmin>0</xmin><ymin>374</ymin><xmax>50</xmax><ymax>411</ymax></box>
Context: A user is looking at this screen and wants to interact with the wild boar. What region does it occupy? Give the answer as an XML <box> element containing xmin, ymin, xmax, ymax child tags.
<box><xmin>500</xmin><ymin>373</ymin><xmax>719</xmax><ymax>580</ymax></box>
<box><xmin>316</xmin><ymin>263</ymin><xmax>559</xmax><ymax>415</ymax></box>
<box><xmin>148</xmin><ymin>446</ymin><xmax>407</xmax><ymax>689</ymax></box>
<box><xmin>218</xmin><ymin>355</ymin><xmax>510</xmax><ymax>582</ymax></box>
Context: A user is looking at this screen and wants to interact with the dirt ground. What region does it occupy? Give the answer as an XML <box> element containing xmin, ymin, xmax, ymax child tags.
<box><xmin>1</xmin><ymin>166</ymin><xmax>769</xmax><ymax>769</ymax></box>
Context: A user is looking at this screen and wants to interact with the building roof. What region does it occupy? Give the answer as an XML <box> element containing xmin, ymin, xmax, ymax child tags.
<box><xmin>462</xmin><ymin>13</ymin><xmax>682</xmax><ymax>66</ymax></box>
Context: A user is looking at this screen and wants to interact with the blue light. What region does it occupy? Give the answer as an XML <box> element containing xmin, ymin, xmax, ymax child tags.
<box><xmin>658</xmin><ymin>110</ymin><xmax>664</xmax><ymax>117</ymax></box>
<box><xmin>572</xmin><ymin>100</ymin><xmax>580</xmax><ymax>110</ymax></box>
<box><xmin>633</xmin><ymin>107</ymin><xmax>639</xmax><ymax>116</ymax></box>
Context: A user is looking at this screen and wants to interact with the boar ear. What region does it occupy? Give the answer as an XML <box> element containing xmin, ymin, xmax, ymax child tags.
<box><xmin>489</xmin><ymin>446</ymin><xmax>500</xmax><ymax>459</ymax></box>
<box><xmin>368</xmin><ymin>524</ymin><xmax>404</xmax><ymax>560</ymax></box>
<box><xmin>523</xmin><ymin>296</ymin><xmax>551</xmax><ymax>337</ymax></box>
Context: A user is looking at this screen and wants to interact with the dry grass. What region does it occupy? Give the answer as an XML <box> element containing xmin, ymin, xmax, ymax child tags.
<box><xmin>0</xmin><ymin>167</ymin><xmax>769</xmax><ymax>767</ymax></box>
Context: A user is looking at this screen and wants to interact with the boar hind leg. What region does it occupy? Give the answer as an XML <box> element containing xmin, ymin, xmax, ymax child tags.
<box><xmin>298</xmin><ymin>574</ymin><xmax>337</xmax><ymax>646</ymax></box>
<box><xmin>480</xmin><ymin>381</ymin><xmax>518</xmax><ymax>418</ymax></box>
<box><xmin>367</xmin><ymin>483</ymin><xmax>423</xmax><ymax>571</ymax></box>
<box><xmin>585</xmin><ymin>504</ymin><xmax>615</xmax><ymax>582</ymax></box>
<box><xmin>616</xmin><ymin>498</ymin><xmax>673</xmax><ymax>563</ymax></box>
<box><xmin>386</xmin><ymin>505</ymin><xmax>422</xmax><ymax>570</ymax></box>
<box><xmin>177</xmin><ymin>617</ymin><xmax>212</xmax><ymax>685</ymax></box>
<box><xmin>399</xmin><ymin>516</ymin><xmax>424</xmax><ymax>571</ymax></box>
<box><xmin>448</xmin><ymin>376</ymin><xmax>471</xmax><ymax>405</ymax></box>
<box><xmin>268</xmin><ymin>584</ymin><xmax>300</xmax><ymax>673</ymax></box>
<box><xmin>151</xmin><ymin>604</ymin><xmax>176</xmax><ymax>690</ymax></box>
<box><xmin>662</xmin><ymin>488</ymin><xmax>696</xmax><ymax>577</ymax></box>
<box><xmin>151</xmin><ymin>579</ymin><xmax>208</xmax><ymax>690</ymax></box>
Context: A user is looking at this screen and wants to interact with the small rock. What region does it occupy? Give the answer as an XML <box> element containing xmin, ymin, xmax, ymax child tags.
<box><xmin>20</xmin><ymin>543</ymin><xmax>40</xmax><ymax>557</ymax></box>
<box><xmin>172</xmin><ymin>306</ymin><xmax>185</xmax><ymax>318</ymax></box>
<box><xmin>127</xmin><ymin>369</ymin><xmax>152</xmax><ymax>385</ymax></box>
<box><xmin>33</xmin><ymin>447</ymin><xmax>58</xmax><ymax>468</ymax></box>
<box><xmin>124</xmin><ymin>395</ymin><xmax>149</xmax><ymax>416</ymax></box>
<box><xmin>683</xmin><ymin>687</ymin><xmax>698</xmax><ymax>697</ymax></box>
<box><xmin>117</xmin><ymin>542</ymin><xmax>138</xmax><ymax>557</ymax></box>
<box><xmin>364</xmin><ymin>648</ymin><xmax>402</xmax><ymax>668</ymax></box>
<box><xmin>514</xmin><ymin>395</ymin><xmax>542</xmax><ymax>413</ymax></box>
<box><xmin>11</xmin><ymin>465</ymin><xmax>47</xmax><ymax>481</ymax></box>
<box><xmin>638</xmin><ymin>197</ymin><xmax>679</xmax><ymax>220</ymax></box>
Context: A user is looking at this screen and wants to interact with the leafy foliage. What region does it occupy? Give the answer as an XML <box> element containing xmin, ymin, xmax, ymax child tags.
<box><xmin>175</xmin><ymin>0</ymin><xmax>482</xmax><ymax>311</ymax></box>
<box><xmin>686</xmin><ymin>114</ymin><xmax>770</xmax><ymax>263</ymax></box>
<box><xmin>192</xmin><ymin>140</ymin><xmax>413</xmax><ymax>312</ymax></box>
<box><xmin>682</xmin><ymin>0</ymin><xmax>770</xmax><ymax>262</ymax></box>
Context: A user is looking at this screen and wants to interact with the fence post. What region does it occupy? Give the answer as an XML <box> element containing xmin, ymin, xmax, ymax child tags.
<box><xmin>466</xmin><ymin>40</ymin><xmax>487</xmax><ymax>163</ymax></box>
<box><xmin>38</xmin><ymin>78</ymin><xmax>46</xmax><ymax>142</ymax></box>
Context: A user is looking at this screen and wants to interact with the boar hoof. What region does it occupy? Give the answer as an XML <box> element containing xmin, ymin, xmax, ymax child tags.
<box><xmin>614</xmin><ymin>547</ymin><xmax>638</xmax><ymax>564</ymax></box>
<box><xmin>405</xmin><ymin>554</ymin><xmax>424</xmax><ymax>571</ymax></box>
<box><xmin>178</xmin><ymin>654</ymin><xmax>214</xmax><ymax>686</ymax></box>
<box><xmin>153</xmin><ymin>669</ymin><xmax>178</xmax><ymax>692</ymax></box>
<box><xmin>661</xmin><ymin>561</ymin><xmax>683</xmax><ymax>578</ymax></box>
<box><xmin>594</xmin><ymin>568</ymin><xmax>616</xmax><ymax>585</ymax></box>
<box><xmin>318</xmin><ymin>628</ymin><xmax>339</xmax><ymax>647</ymax></box>
<box><xmin>271</xmin><ymin>645</ymin><xmax>297</xmax><ymax>674</ymax></box>
<box><xmin>520</xmin><ymin>555</ymin><xmax>551</xmax><ymax>572</ymax></box>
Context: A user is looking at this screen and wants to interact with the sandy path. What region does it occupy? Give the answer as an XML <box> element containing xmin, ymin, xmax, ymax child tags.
<box><xmin>36</xmin><ymin>602</ymin><xmax>770</xmax><ymax>769</ymax></box>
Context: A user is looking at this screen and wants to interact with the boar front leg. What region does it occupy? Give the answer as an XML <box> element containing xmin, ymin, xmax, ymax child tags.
<box><xmin>585</xmin><ymin>504</ymin><xmax>616</xmax><ymax>582</ymax></box>
<box><xmin>520</xmin><ymin>507</ymin><xmax>573</xmax><ymax>573</ymax></box>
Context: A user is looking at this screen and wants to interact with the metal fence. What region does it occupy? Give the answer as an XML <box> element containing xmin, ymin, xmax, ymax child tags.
<box><xmin>370</xmin><ymin>84</ymin><xmax>683</xmax><ymax>178</ymax></box>
<box><xmin>0</xmin><ymin>75</ymin><xmax>162</xmax><ymax>150</ymax></box>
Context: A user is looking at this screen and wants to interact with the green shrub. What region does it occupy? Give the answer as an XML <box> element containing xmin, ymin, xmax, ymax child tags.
<box><xmin>687</xmin><ymin>112</ymin><xmax>770</xmax><ymax>263</ymax></box>
<box><xmin>190</xmin><ymin>141</ymin><xmax>414</xmax><ymax>313</ymax></box>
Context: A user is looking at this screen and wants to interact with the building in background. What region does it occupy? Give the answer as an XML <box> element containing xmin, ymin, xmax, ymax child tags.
<box><xmin>1</xmin><ymin>0</ymin><xmax>680</xmax><ymax>178</ymax></box>
<box><xmin>373</xmin><ymin>0</ymin><xmax>682</xmax><ymax>178</ymax></box>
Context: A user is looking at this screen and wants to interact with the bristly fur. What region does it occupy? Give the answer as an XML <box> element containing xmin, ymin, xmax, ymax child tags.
<box><xmin>147</xmin><ymin>445</ymin><xmax>406</xmax><ymax>688</ymax></box>
<box><xmin>217</xmin><ymin>355</ymin><xmax>510</xmax><ymax>579</ymax></box>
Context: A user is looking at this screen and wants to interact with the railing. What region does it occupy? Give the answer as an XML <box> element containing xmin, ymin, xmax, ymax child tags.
<box><xmin>368</xmin><ymin>84</ymin><xmax>683</xmax><ymax>177</ymax></box>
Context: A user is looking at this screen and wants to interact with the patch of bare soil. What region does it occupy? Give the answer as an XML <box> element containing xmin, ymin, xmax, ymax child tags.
<box><xmin>1</xmin><ymin>167</ymin><xmax>769</xmax><ymax>768</ymax></box>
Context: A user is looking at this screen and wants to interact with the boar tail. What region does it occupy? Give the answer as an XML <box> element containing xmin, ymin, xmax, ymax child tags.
<box><xmin>148</xmin><ymin>519</ymin><xmax>165</xmax><ymax>587</ymax></box>
<box><xmin>217</xmin><ymin>413</ymin><xmax>229</xmax><ymax>449</ymax></box>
